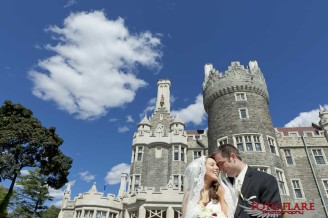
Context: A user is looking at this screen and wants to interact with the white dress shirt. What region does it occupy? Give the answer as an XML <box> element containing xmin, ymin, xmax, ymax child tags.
<box><xmin>234</xmin><ymin>164</ymin><xmax>248</xmax><ymax>205</ymax></box>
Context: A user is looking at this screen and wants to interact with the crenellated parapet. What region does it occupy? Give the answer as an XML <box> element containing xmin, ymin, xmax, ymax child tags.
<box><xmin>203</xmin><ymin>61</ymin><xmax>269</xmax><ymax>112</ymax></box>
<box><xmin>132</xmin><ymin>127</ymin><xmax>187</xmax><ymax>145</ymax></box>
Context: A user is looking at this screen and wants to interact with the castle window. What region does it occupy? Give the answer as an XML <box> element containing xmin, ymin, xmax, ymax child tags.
<box><xmin>218</xmin><ymin>137</ymin><xmax>228</xmax><ymax>146</ymax></box>
<box><xmin>268</xmin><ymin>137</ymin><xmax>278</xmax><ymax>155</ymax></box>
<box><xmin>173</xmin><ymin>175</ymin><xmax>184</xmax><ymax>191</ymax></box>
<box><xmin>85</xmin><ymin>210</ymin><xmax>94</xmax><ymax>218</ymax></box>
<box><xmin>239</xmin><ymin>108</ymin><xmax>248</xmax><ymax>119</ymax></box>
<box><xmin>236</xmin><ymin>136</ymin><xmax>244</xmax><ymax>151</ymax></box>
<box><xmin>146</xmin><ymin>209</ymin><xmax>167</xmax><ymax>218</ymax></box>
<box><xmin>291</xmin><ymin>179</ymin><xmax>304</xmax><ymax>199</ymax></box>
<box><xmin>134</xmin><ymin>175</ymin><xmax>140</xmax><ymax>190</ymax></box>
<box><xmin>174</xmin><ymin>146</ymin><xmax>179</xmax><ymax>160</ymax></box>
<box><xmin>108</xmin><ymin>212</ymin><xmax>118</xmax><ymax>218</ymax></box>
<box><xmin>312</xmin><ymin>149</ymin><xmax>326</xmax><ymax>165</ymax></box>
<box><xmin>174</xmin><ymin>209</ymin><xmax>182</xmax><ymax>218</ymax></box>
<box><xmin>96</xmin><ymin>211</ymin><xmax>107</xmax><ymax>218</ymax></box>
<box><xmin>129</xmin><ymin>176</ymin><xmax>132</xmax><ymax>192</ymax></box>
<box><xmin>235</xmin><ymin>92</ymin><xmax>247</xmax><ymax>101</ymax></box>
<box><xmin>193</xmin><ymin>150</ymin><xmax>202</xmax><ymax>159</ymax></box>
<box><xmin>76</xmin><ymin>210</ymin><xmax>82</xmax><ymax>218</ymax></box>
<box><xmin>250</xmin><ymin>165</ymin><xmax>271</xmax><ymax>174</ymax></box>
<box><xmin>136</xmin><ymin>146</ymin><xmax>143</xmax><ymax>161</ymax></box>
<box><xmin>276</xmin><ymin>169</ymin><xmax>288</xmax><ymax>195</ymax></box>
<box><xmin>322</xmin><ymin>180</ymin><xmax>328</xmax><ymax>198</ymax></box>
<box><xmin>130</xmin><ymin>211</ymin><xmax>138</xmax><ymax>218</ymax></box>
<box><xmin>254</xmin><ymin>136</ymin><xmax>262</xmax><ymax>151</ymax></box>
<box><xmin>181</xmin><ymin>147</ymin><xmax>185</xmax><ymax>161</ymax></box>
<box><xmin>173</xmin><ymin>145</ymin><xmax>186</xmax><ymax>162</ymax></box>
<box><xmin>284</xmin><ymin>149</ymin><xmax>294</xmax><ymax>165</ymax></box>
<box><xmin>233</xmin><ymin>135</ymin><xmax>263</xmax><ymax>152</ymax></box>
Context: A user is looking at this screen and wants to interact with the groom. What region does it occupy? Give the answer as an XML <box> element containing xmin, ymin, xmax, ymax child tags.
<box><xmin>211</xmin><ymin>144</ymin><xmax>282</xmax><ymax>218</ymax></box>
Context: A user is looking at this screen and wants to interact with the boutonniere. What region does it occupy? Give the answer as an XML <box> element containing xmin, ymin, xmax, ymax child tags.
<box><xmin>239</xmin><ymin>191</ymin><xmax>257</xmax><ymax>204</ymax></box>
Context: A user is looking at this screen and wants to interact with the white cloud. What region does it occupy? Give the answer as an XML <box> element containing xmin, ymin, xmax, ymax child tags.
<box><xmin>284</xmin><ymin>105</ymin><xmax>328</xmax><ymax>127</ymax></box>
<box><xmin>20</xmin><ymin>170</ymin><xmax>30</xmax><ymax>176</ymax></box>
<box><xmin>105</xmin><ymin>163</ymin><xmax>130</xmax><ymax>185</ymax></box>
<box><xmin>126</xmin><ymin>115</ymin><xmax>134</xmax><ymax>123</ymax></box>
<box><xmin>109</xmin><ymin>118</ymin><xmax>119</xmax><ymax>122</ymax></box>
<box><xmin>118</xmin><ymin>126</ymin><xmax>129</xmax><ymax>133</ymax></box>
<box><xmin>49</xmin><ymin>188</ymin><xmax>65</xmax><ymax>199</ymax></box>
<box><xmin>171</xmin><ymin>94</ymin><xmax>207</xmax><ymax>126</ymax></box>
<box><xmin>139</xmin><ymin>97</ymin><xmax>156</xmax><ymax>118</ymax></box>
<box><xmin>29</xmin><ymin>11</ymin><xmax>162</xmax><ymax>120</ymax></box>
<box><xmin>52</xmin><ymin>200</ymin><xmax>62</xmax><ymax>208</ymax></box>
<box><xmin>79</xmin><ymin>171</ymin><xmax>95</xmax><ymax>182</ymax></box>
<box><xmin>64</xmin><ymin>0</ymin><xmax>77</xmax><ymax>8</ymax></box>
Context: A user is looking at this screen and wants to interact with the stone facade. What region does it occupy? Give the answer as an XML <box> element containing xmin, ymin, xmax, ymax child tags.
<box><xmin>59</xmin><ymin>62</ymin><xmax>328</xmax><ymax>218</ymax></box>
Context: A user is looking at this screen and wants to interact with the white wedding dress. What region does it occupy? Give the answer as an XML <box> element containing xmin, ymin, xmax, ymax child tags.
<box><xmin>193</xmin><ymin>201</ymin><xmax>227</xmax><ymax>218</ymax></box>
<box><xmin>183</xmin><ymin>157</ymin><xmax>236</xmax><ymax>218</ymax></box>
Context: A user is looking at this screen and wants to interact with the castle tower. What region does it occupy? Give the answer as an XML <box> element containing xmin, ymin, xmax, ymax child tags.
<box><xmin>117</xmin><ymin>173</ymin><xmax>128</xmax><ymax>198</ymax></box>
<box><xmin>203</xmin><ymin>61</ymin><xmax>284</xmax><ymax>170</ymax></box>
<box><xmin>319</xmin><ymin>105</ymin><xmax>328</xmax><ymax>141</ymax></box>
<box><xmin>130</xmin><ymin>79</ymin><xmax>187</xmax><ymax>192</ymax></box>
<box><xmin>155</xmin><ymin>79</ymin><xmax>171</xmax><ymax>112</ymax></box>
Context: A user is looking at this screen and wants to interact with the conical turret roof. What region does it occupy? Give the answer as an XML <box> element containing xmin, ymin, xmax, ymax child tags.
<box><xmin>171</xmin><ymin>113</ymin><xmax>185</xmax><ymax>125</ymax></box>
<box><xmin>138</xmin><ymin>115</ymin><xmax>151</xmax><ymax>126</ymax></box>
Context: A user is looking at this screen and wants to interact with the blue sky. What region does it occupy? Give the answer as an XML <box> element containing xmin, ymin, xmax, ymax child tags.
<box><xmin>1</xmin><ymin>0</ymin><xmax>328</xmax><ymax>207</ymax></box>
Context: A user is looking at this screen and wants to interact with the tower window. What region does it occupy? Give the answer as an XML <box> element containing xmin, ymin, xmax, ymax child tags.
<box><xmin>134</xmin><ymin>175</ymin><xmax>140</xmax><ymax>190</ymax></box>
<box><xmin>218</xmin><ymin>137</ymin><xmax>228</xmax><ymax>146</ymax></box>
<box><xmin>276</xmin><ymin>169</ymin><xmax>288</xmax><ymax>195</ymax></box>
<box><xmin>233</xmin><ymin>135</ymin><xmax>263</xmax><ymax>152</ymax></box>
<box><xmin>173</xmin><ymin>145</ymin><xmax>186</xmax><ymax>162</ymax></box>
<box><xmin>312</xmin><ymin>149</ymin><xmax>326</xmax><ymax>165</ymax></box>
<box><xmin>136</xmin><ymin>146</ymin><xmax>143</xmax><ymax>161</ymax></box>
<box><xmin>268</xmin><ymin>137</ymin><xmax>278</xmax><ymax>155</ymax></box>
<box><xmin>235</xmin><ymin>92</ymin><xmax>247</xmax><ymax>101</ymax></box>
<box><xmin>322</xmin><ymin>180</ymin><xmax>328</xmax><ymax>198</ymax></box>
<box><xmin>291</xmin><ymin>179</ymin><xmax>304</xmax><ymax>198</ymax></box>
<box><xmin>284</xmin><ymin>149</ymin><xmax>294</xmax><ymax>165</ymax></box>
<box><xmin>172</xmin><ymin>175</ymin><xmax>184</xmax><ymax>191</ymax></box>
<box><xmin>193</xmin><ymin>151</ymin><xmax>202</xmax><ymax>159</ymax></box>
<box><xmin>239</xmin><ymin>108</ymin><xmax>248</xmax><ymax>119</ymax></box>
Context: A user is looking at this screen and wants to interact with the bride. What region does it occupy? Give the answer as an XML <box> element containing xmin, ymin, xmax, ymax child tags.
<box><xmin>182</xmin><ymin>156</ymin><xmax>236</xmax><ymax>218</ymax></box>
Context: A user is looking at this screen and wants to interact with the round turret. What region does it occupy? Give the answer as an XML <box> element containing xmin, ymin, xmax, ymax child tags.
<box><xmin>138</xmin><ymin>115</ymin><xmax>151</xmax><ymax>131</ymax></box>
<box><xmin>170</xmin><ymin>113</ymin><xmax>185</xmax><ymax>131</ymax></box>
<box><xmin>203</xmin><ymin>61</ymin><xmax>283</xmax><ymax>169</ymax></box>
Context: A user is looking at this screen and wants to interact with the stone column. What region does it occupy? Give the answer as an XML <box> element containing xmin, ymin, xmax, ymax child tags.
<box><xmin>167</xmin><ymin>206</ymin><xmax>174</xmax><ymax>217</ymax></box>
<box><xmin>124</xmin><ymin>209</ymin><xmax>130</xmax><ymax>218</ymax></box>
<box><xmin>138</xmin><ymin>206</ymin><xmax>146</xmax><ymax>218</ymax></box>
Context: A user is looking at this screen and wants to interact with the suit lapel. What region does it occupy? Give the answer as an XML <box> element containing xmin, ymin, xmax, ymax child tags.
<box><xmin>235</xmin><ymin>168</ymin><xmax>253</xmax><ymax>217</ymax></box>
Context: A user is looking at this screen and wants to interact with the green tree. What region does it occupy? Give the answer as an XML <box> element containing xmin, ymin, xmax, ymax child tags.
<box><xmin>39</xmin><ymin>205</ymin><xmax>60</xmax><ymax>218</ymax></box>
<box><xmin>0</xmin><ymin>185</ymin><xmax>18</xmax><ymax>213</ymax></box>
<box><xmin>13</xmin><ymin>169</ymin><xmax>53</xmax><ymax>217</ymax></box>
<box><xmin>0</xmin><ymin>100</ymin><xmax>72</xmax><ymax>217</ymax></box>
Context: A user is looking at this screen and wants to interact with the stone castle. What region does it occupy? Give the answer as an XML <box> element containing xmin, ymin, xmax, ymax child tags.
<box><xmin>58</xmin><ymin>61</ymin><xmax>328</xmax><ymax>218</ymax></box>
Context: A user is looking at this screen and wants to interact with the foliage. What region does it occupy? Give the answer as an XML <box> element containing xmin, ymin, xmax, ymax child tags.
<box><xmin>40</xmin><ymin>205</ymin><xmax>60</xmax><ymax>218</ymax></box>
<box><xmin>11</xmin><ymin>169</ymin><xmax>53</xmax><ymax>217</ymax></box>
<box><xmin>0</xmin><ymin>100</ymin><xmax>73</xmax><ymax>216</ymax></box>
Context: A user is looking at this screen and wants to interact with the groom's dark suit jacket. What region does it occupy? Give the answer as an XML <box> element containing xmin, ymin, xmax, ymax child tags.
<box><xmin>234</xmin><ymin>167</ymin><xmax>282</xmax><ymax>218</ymax></box>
